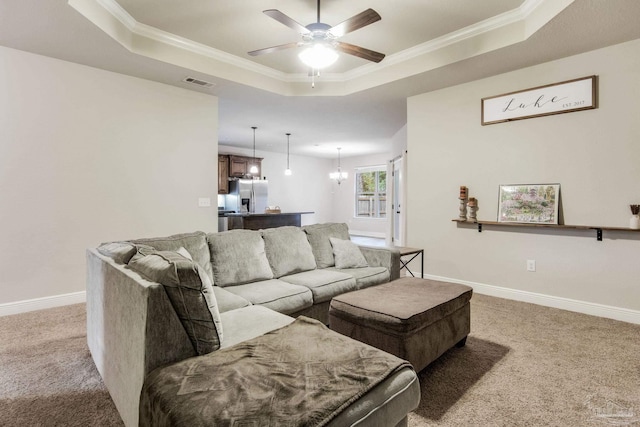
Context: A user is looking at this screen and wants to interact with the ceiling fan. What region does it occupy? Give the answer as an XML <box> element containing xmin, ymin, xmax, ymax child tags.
<box><xmin>248</xmin><ymin>0</ymin><xmax>385</xmax><ymax>69</ymax></box>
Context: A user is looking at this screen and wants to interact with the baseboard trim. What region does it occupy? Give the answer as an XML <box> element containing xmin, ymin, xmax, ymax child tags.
<box><xmin>0</xmin><ymin>291</ymin><xmax>86</xmax><ymax>317</ymax></box>
<box><xmin>423</xmin><ymin>273</ymin><xmax>640</xmax><ymax>325</ymax></box>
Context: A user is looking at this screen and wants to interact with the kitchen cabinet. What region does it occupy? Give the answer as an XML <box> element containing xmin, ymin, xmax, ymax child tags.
<box><xmin>218</xmin><ymin>155</ymin><xmax>229</xmax><ymax>194</ymax></box>
<box><xmin>229</xmin><ymin>155</ymin><xmax>262</xmax><ymax>178</ymax></box>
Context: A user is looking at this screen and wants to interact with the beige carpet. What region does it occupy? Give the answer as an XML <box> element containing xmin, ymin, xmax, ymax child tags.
<box><xmin>1</xmin><ymin>294</ymin><xmax>638</xmax><ymax>426</ymax></box>
<box><xmin>0</xmin><ymin>304</ymin><xmax>123</xmax><ymax>426</ymax></box>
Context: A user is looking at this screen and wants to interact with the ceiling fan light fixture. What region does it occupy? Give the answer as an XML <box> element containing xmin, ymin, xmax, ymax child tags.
<box><xmin>298</xmin><ymin>43</ymin><xmax>338</xmax><ymax>69</ymax></box>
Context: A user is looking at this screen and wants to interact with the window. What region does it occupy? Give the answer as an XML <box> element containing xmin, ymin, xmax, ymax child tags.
<box><xmin>355</xmin><ymin>166</ymin><xmax>386</xmax><ymax>218</ymax></box>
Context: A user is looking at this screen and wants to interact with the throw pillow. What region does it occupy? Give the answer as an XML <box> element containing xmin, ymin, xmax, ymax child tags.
<box><xmin>302</xmin><ymin>223</ymin><xmax>350</xmax><ymax>268</ymax></box>
<box><xmin>329</xmin><ymin>237</ymin><xmax>369</xmax><ymax>269</ymax></box>
<box><xmin>131</xmin><ymin>231</ymin><xmax>213</xmax><ymax>283</ymax></box>
<box><xmin>261</xmin><ymin>227</ymin><xmax>317</xmax><ymax>278</ymax></box>
<box><xmin>206</xmin><ymin>230</ymin><xmax>274</xmax><ymax>287</ymax></box>
<box><xmin>128</xmin><ymin>248</ymin><xmax>223</xmax><ymax>355</ymax></box>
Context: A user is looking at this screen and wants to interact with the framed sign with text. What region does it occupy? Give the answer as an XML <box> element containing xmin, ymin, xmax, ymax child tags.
<box><xmin>481</xmin><ymin>76</ymin><xmax>597</xmax><ymax>125</ymax></box>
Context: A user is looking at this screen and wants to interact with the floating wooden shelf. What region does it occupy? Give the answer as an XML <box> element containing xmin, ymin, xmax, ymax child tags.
<box><xmin>452</xmin><ymin>219</ymin><xmax>640</xmax><ymax>241</ymax></box>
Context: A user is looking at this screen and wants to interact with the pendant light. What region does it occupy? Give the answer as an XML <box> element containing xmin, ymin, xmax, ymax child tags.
<box><xmin>249</xmin><ymin>126</ymin><xmax>259</xmax><ymax>174</ymax></box>
<box><xmin>329</xmin><ymin>147</ymin><xmax>348</xmax><ymax>185</ymax></box>
<box><xmin>284</xmin><ymin>133</ymin><xmax>292</xmax><ymax>176</ymax></box>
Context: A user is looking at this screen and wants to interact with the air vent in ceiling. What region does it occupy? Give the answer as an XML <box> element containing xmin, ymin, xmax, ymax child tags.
<box><xmin>183</xmin><ymin>77</ymin><xmax>216</xmax><ymax>88</ymax></box>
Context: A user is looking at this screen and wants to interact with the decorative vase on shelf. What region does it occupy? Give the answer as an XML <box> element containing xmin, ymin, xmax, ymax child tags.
<box><xmin>458</xmin><ymin>186</ymin><xmax>468</xmax><ymax>220</ymax></box>
<box><xmin>467</xmin><ymin>198</ymin><xmax>478</xmax><ymax>221</ymax></box>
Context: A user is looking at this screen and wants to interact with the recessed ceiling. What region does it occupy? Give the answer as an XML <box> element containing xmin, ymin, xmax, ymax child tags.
<box><xmin>2</xmin><ymin>0</ymin><xmax>640</xmax><ymax>158</ymax></box>
<box><xmin>68</xmin><ymin>0</ymin><xmax>574</xmax><ymax>96</ymax></box>
<box><xmin>112</xmin><ymin>0</ymin><xmax>524</xmax><ymax>75</ymax></box>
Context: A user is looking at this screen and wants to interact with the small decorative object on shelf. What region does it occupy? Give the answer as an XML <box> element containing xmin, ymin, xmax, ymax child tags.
<box><xmin>459</xmin><ymin>186</ymin><xmax>468</xmax><ymax>220</ymax></box>
<box><xmin>467</xmin><ymin>198</ymin><xmax>478</xmax><ymax>221</ymax></box>
<box><xmin>630</xmin><ymin>204</ymin><xmax>640</xmax><ymax>229</ymax></box>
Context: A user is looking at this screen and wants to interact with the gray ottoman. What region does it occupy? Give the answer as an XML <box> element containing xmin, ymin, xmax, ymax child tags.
<box><xmin>329</xmin><ymin>277</ymin><xmax>472</xmax><ymax>372</ymax></box>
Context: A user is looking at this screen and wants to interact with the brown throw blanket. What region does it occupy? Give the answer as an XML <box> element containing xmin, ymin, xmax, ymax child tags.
<box><xmin>140</xmin><ymin>316</ymin><xmax>411</xmax><ymax>427</ymax></box>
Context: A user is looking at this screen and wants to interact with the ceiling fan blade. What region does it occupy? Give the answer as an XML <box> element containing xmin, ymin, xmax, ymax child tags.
<box><xmin>328</xmin><ymin>9</ymin><xmax>381</xmax><ymax>38</ymax></box>
<box><xmin>335</xmin><ymin>42</ymin><xmax>385</xmax><ymax>63</ymax></box>
<box><xmin>248</xmin><ymin>42</ymin><xmax>301</xmax><ymax>57</ymax></box>
<box><xmin>263</xmin><ymin>9</ymin><xmax>310</xmax><ymax>34</ymax></box>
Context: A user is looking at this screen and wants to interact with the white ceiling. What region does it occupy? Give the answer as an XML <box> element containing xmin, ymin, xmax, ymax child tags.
<box><xmin>1</xmin><ymin>0</ymin><xmax>640</xmax><ymax>158</ymax></box>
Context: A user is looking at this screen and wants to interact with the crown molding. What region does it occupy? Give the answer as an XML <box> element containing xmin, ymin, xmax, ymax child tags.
<box><xmin>93</xmin><ymin>0</ymin><xmax>288</xmax><ymax>82</ymax></box>
<box><xmin>343</xmin><ymin>0</ymin><xmax>570</xmax><ymax>81</ymax></box>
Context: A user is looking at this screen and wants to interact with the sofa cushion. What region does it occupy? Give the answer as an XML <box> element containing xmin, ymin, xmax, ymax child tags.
<box><xmin>223</xmin><ymin>279</ymin><xmax>313</xmax><ymax>315</ymax></box>
<box><xmin>207</xmin><ymin>230</ymin><xmax>274</xmax><ymax>287</ymax></box>
<box><xmin>128</xmin><ymin>248</ymin><xmax>223</xmax><ymax>355</ymax></box>
<box><xmin>131</xmin><ymin>231</ymin><xmax>213</xmax><ymax>282</ymax></box>
<box><xmin>302</xmin><ymin>223</ymin><xmax>350</xmax><ymax>268</ymax></box>
<box><xmin>212</xmin><ymin>286</ymin><xmax>252</xmax><ymax>313</ymax></box>
<box><xmin>328</xmin><ymin>266</ymin><xmax>390</xmax><ymax>289</ymax></box>
<box><xmin>329</xmin><ymin>237</ymin><xmax>369</xmax><ymax>269</ymax></box>
<box><xmin>280</xmin><ymin>269</ymin><xmax>357</xmax><ymax>304</ymax></box>
<box><xmin>219</xmin><ymin>305</ymin><xmax>294</xmax><ymax>350</ymax></box>
<box><xmin>261</xmin><ymin>226</ymin><xmax>317</xmax><ymax>278</ymax></box>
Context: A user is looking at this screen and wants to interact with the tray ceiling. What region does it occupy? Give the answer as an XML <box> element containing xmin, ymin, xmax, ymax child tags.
<box><xmin>68</xmin><ymin>0</ymin><xmax>574</xmax><ymax>96</ymax></box>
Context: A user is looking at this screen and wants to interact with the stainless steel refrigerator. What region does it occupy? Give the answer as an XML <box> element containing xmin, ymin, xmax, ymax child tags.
<box><xmin>226</xmin><ymin>179</ymin><xmax>268</xmax><ymax>214</ymax></box>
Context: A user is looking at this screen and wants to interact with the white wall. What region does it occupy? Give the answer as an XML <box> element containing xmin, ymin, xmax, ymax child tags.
<box><xmin>391</xmin><ymin>125</ymin><xmax>407</xmax><ymax>159</ymax></box>
<box><xmin>407</xmin><ymin>39</ymin><xmax>640</xmax><ymax>315</ymax></box>
<box><xmin>218</xmin><ymin>145</ymin><xmax>333</xmax><ymax>225</ymax></box>
<box><xmin>0</xmin><ymin>46</ymin><xmax>219</xmax><ymax>306</ymax></box>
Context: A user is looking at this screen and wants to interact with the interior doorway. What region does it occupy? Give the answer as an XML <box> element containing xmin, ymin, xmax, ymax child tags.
<box><xmin>387</xmin><ymin>153</ymin><xmax>406</xmax><ymax>247</ymax></box>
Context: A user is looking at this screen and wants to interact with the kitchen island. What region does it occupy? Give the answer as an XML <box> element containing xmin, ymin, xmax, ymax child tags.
<box><xmin>226</xmin><ymin>212</ymin><xmax>314</xmax><ymax>230</ymax></box>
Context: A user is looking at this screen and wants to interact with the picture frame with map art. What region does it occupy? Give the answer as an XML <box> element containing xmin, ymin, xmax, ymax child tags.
<box><xmin>497</xmin><ymin>184</ymin><xmax>560</xmax><ymax>224</ymax></box>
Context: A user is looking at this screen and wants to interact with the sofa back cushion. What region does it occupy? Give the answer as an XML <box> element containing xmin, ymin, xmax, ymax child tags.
<box><xmin>207</xmin><ymin>230</ymin><xmax>274</xmax><ymax>287</ymax></box>
<box><xmin>128</xmin><ymin>247</ymin><xmax>223</xmax><ymax>355</ymax></box>
<box><xmin>131</xmin><ymin>231</ymin><xmax>213</xmax><ymax>282</ymax></box>
<box><xmin>96</xmin><ymin>241</ymin><xmax>139</xmax><ymax>264</ymax></box>
<box><xmin>261</xmin><ymin>226</ymin><xmax>317</xmax><ymax>278</ymax></box>
<box><xmin>302</xmin><ymin>223</ymin><xmax>350</xmax><ymax>268</ymax></box>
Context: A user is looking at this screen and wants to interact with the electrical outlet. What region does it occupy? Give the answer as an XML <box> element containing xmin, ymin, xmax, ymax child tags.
<box><xmin>527</xmin><ymin>260</ymin><xmax>536</xmax><ymax>272</ymax></box>
<box><xmin>198</xmin><ymin>197</ymin><xmax>211</xmax><ymax>207</ymax></box>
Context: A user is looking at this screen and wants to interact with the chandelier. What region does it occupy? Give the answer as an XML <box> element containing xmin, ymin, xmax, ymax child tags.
<box><xmin>329</xmin><ymin>147</ymin><xmax>348</xmax><ymax>185</ymax></box>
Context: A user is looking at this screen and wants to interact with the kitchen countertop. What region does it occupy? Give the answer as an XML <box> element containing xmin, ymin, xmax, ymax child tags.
<box><xmin>225</xmin><ymin>211</ymin><xmax>314</xmax><ymax>217</ymax></box>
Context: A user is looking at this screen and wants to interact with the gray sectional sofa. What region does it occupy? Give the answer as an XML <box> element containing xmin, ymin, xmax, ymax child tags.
<box><xmin>86</xmin><ymin>223</ymin><xmax>420</xmax><ymax>426</ymax></box>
